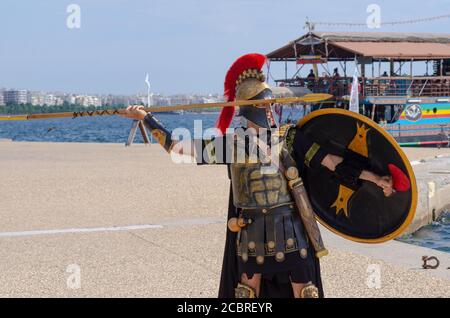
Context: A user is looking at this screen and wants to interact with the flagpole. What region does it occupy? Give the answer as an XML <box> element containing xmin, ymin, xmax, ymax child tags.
<box><xmin>349</xmin><ymin>60</ymin><xmax>359</xmax><ymax>114</ymax></box>
<box><xmin>144</xmin><ymin>73</ymin><xmax>153</xmax><ymax>145</ymax></box>
<box><xmin>145</xmin><ymin>73</ymin><xmax>151</xmax><ymax>107</ymax></box>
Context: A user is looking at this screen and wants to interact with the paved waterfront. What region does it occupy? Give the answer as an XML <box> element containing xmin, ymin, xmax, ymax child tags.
<box><xmin>0</xmin><ymin>141</ymin><xmax>449</xmax><ymax>297</ymax></box>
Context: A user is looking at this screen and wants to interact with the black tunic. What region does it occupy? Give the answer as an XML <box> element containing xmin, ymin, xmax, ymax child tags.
<box><xmin>196</xmin><ymin>127</ymin><xmax>328</xmax><ymax>298</ymax></box>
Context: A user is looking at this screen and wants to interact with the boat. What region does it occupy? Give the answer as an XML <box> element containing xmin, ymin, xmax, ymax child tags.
<box><xmin>266</xmin><ymin>32</ymin><xmax>450</xmax><ymax>146</ymax></box>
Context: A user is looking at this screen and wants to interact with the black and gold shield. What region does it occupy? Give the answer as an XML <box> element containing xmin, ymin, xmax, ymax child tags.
<box><xmin>298</xmin><ymin>108</ymin><xmax>417</xmax><ymax>243</ymax></box>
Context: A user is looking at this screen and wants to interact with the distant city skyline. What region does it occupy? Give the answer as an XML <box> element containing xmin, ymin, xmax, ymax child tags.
<box><xmin>1</xmin><ymin>0</ymin><xmax>450</xmax><ymax>94</ymax></box>
<box><xmin>0</xmin><ymin>87</ymin><xmax>223</xmax><ymax>107</ymax></box>
<box><xmin>0</xmin><ymin>85</ymin><xmax>219</xmax><ymax>97</ymax></box>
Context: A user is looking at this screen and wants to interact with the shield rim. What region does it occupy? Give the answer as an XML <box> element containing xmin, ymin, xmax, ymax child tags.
<box><xmin>297</xmin><ymin>108</ymin><xmax>418</xmax><ymax>244</ymax></box>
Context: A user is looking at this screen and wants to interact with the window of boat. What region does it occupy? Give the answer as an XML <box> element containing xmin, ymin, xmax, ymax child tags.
<box><xmin>365</xmin><ymin>104</ymin><xmax>403</xmax><ymax>124</ymax></box>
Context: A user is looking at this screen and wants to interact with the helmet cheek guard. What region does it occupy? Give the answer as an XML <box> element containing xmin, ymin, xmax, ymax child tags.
<box><xmin>238</xmin><ymin>89</ymin><xmax>276</xmax><ymax>129</ymax></box>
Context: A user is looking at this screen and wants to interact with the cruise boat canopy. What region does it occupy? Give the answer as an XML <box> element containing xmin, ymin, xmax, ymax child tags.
<box><xmin>267</xmin><ymin>32</ymin><xmax>450</xmax><ymax>61</ymax></box>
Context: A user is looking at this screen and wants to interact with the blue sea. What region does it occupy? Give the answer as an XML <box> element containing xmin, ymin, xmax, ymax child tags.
<box><xmin>0</xmin><ymin>113</ymin><xmax>448</xmax><ymax>253</ymax></box>
<box><xmin>398</xmin><ymin>211</ymin><xmax>450</xmax><ymax>253</ymax></box>
<box><xmin>0</xmin><ymin>113</ymin><xmax>220</xmax><ymax>143</ymax></box>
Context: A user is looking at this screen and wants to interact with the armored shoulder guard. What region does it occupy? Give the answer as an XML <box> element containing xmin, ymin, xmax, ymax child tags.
<box><xmin>282</xmin><ymin>124</ymin><xmax>297</xmax><ymax>155</ymax></box>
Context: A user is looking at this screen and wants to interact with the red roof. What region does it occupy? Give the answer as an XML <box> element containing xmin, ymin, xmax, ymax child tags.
<box><xmin>267</xmin><ymin>32</ymin><xmax>450</xmax><ymax>61</ymax></box>
<box><xmin>332</xmin><ymin>41</ymin><xmax>450</xmax><ymax>59</ymax></box>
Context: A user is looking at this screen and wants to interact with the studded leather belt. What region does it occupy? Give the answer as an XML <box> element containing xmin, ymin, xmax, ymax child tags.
<box><xmin>236</xmin><ymin>202</ymin><xmax>309</xmax><ymax>264</ymax></box>
<box><xmin>239</xmin><ymin>202</ymin><xmax>296</xmax><ymax>216</ymax></box>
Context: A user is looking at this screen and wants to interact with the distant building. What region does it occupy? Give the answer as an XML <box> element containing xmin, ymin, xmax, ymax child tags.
<box><xmin>103</xmin><ymin>95</ymin><xmax>133</xmax><ymax>107</ymax></box>
<box><xmin>74</xmin><ymin>95</ymin><xmax>102</xmax><ymax>107</ymax></box>
<box><xmin>0</xmin><ymin>89</ymin><xmax>5</xmax><ymax>106</ymax></box>
<box><xmin>64</xmin><ymin>94</ymin><xmax>76</xmax><ymax>105</ymax></box>
<box><xmin>0</xmin><ymin>88</ymin><xmax>221</xmax><ymax>108</ymax></box>
<box><xmin>4</xmin><ymin>90</ymin><xmax>27</xmax><ymax>104</ymax></box>
<box><xmin>28</xmin><ymin>91</ymin><xmax>45</xmax><ymax>106</ymax></box>
<box><xmin>55</xmin><ymin>97</ymin><xmax>64</xmax><ymax>106</ymax></box>
<box><xmin>152</xmin><ymin>94</ymin><xmax>171</xmax><ymax>106</ymax></box>
<box><xmin>44</xmin><ymin>94</ymin><xmax>56</xmax><ymax>106</ymax></box>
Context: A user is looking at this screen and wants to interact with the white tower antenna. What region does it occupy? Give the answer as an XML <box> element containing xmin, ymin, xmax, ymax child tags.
<box><xmin>145</xmin><ymin>73</ymin><xmax>151</xmax><ymax>107</ymax></box>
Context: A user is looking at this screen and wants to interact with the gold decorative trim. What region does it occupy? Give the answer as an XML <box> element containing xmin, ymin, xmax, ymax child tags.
<box><xmin>300</xmin><ymin>283</ymin><xmax>319</xmax><ymax>298</ymax></box>
<box><xmin>235</xmin><ymin>283</ymin><xmax>256</xmax><ymax>298</ymax></box>
<box><xmin>236</xmin><ymin>79</ymin><xmax>270</xmax><ymax>101</ymax></box>
<box><xmin>275</xmin><ymin>252</ymin><xmax>285</xmax><ymax>262</ymax></box>
<box><xmin>256</xmin><ymin>255</ymin><xmax>265</xmax><ymax>265</ymax></box>
<box><xmin>348</xmin><ymin>123</ymin><xmax>370</xmax><ymax>157</ymax></box>
<box><xmin>331</xmin><ymin>184</ymin><xmax>355</xmax><ymax>218</ymax></box>
<box><xmin>304</xmin><ymin>143</ymin><xmax>321</xmax><ymax>167</ymax></box>
<box><xmin>285</xmin><ymin>166</ymin><xmax>299</xmax><ymax>181</ymax></box>
<box><xmin>300</xmin><ymin>248</ymin><xmax>308</xmax><ymax>259</ymax></box>
<box><xmin>315</xmin><ymin>249</ymin><xmax>329</xmax><ymax>258</ymax></box>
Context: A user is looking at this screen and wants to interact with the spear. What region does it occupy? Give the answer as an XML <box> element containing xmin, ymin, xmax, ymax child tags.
<box><xmin>0</xmin><ymin>94</ymin><xmax>332</xmax><ymax>121</ymax></box>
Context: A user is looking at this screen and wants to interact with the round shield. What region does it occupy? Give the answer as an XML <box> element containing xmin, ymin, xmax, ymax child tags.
<box><xmin>298</xmin><ymin>108</ymin><xmax>417</xmax><ymax>243</ymax></box>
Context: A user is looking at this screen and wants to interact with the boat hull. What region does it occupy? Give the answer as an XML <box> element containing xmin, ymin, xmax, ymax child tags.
<box><xmin>383</xmin><ymin>101</ymin><xmax>450</xmax><ymax>147</ymax></box>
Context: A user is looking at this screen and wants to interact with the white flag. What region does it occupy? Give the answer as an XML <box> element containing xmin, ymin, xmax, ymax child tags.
<box><xmin>144</xmin><ymin>73</ymin><xmax>151</xmax><ymax>106</ymax></box>
<box><xmin>145</xmin><ymin>73</ymin><xmax>150</xmax><ymax>87</ymax></box>
<box><xmin>349</xmin><ymin>67</ymin><xmax>359</xmax><ymax>113</ymax></box>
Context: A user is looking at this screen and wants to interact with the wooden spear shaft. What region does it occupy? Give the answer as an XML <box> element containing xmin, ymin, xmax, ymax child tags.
<box><xmin>0</xmin><ymin>94</ymin><xmax>332</xmax><ymax>121</ymax></box>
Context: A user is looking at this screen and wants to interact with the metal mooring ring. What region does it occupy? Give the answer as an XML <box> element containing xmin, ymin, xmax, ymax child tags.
<box><xmin>422</xmin><ymin>256</ymin><xmax>440</xmax><ymax>269</ymax></box>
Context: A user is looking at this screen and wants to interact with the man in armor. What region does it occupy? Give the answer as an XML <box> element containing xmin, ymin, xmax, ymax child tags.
<box><xmin>122</xmin><ymin>53</ymin><xmax>394</xmax><ymax>298</ymax></box>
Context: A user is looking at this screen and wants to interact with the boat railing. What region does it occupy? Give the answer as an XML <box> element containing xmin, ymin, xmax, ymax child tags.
<box><xmin>275</xmin><ymin>76</ymin><xmax>450</xmax><ymax>98</ymax></box>
<box><xmin>418</xmin><ymin>79</ymin><xmax>429</xmax><ymax>96</ymax></box>
<box><xmin>275</xmin><ymin>77</ymin><xmax>353</xmax><ymax>99</ymax></box>
<box><xmin>365</xmin><ymin>76</ymin><xmax>450</xmax><ymax>97</ymax></box>
<box><xmin>407</xmin><ymin>80</ymin><xmax>415</xmax><ymax>95</ymax></box>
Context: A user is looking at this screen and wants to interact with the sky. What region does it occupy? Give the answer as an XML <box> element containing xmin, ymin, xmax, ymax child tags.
<box><xmin>0</xmin><ymin>0</ymin><xmax>449</xmax><ymax>95</ymax></box>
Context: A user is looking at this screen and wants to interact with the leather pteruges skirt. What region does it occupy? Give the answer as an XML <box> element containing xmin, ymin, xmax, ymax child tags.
<box><xmin>236</xmin><ymin>204</ymin><xmax>319</xmax><ymax>284</ymax></box>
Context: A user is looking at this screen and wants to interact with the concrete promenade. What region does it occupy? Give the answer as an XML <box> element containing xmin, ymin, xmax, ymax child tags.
<box><xmin>0</xmin><ymin>141</ymin><xmax>448</xmax><ymax>297</ymax></box>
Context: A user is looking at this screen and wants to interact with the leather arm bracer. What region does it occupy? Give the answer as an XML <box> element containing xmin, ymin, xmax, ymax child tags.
<box><xmin>143</xmin><ymin>113</ymin><xmax>174</xmax><ymax>153</ymax></box>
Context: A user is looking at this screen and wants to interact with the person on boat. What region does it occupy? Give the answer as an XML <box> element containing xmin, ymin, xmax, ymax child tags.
<box><xmin>331</xmin><ymin>68</ymin><xmax>343</xmax><ymax>96</ymax></box>
<box><xmin>307</xmin><ymin>69</ymin><xmax>316</xmax><ymax>91</ymax></box>
<box><xmin>332</xmin><ymin>67</ymin><xmax>340</xmax><ymax>78</ymax></box>
<box><xmin>121</xmin><ymin>53</ymin><xmax>394</xmax><ymax>298</ymax></box>
<box><xmin>319</xmin><ymin>72</ymin><xmax>330</xmax><ymax>93</ymax></box>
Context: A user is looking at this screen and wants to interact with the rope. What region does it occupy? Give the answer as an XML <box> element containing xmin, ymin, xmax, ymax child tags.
<box><xmin>312</xmin><ymin>13</ymin><xmax>450</xmax><ymax>27</ymax></box>
<box><xmin>72</xmin><ymin>109</ymin><xmax>120</xmax><ymax>119</ymax></box>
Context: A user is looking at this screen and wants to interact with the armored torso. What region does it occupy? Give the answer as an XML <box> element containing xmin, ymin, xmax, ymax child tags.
<box><xmin>229</xmin><ymin>125</ymin><xmax>295</xmax><ymax>209</ymax></box>
<box><xmin>230</xmin><ymin>163</ymin><xmax>293</xmax><ymax>209</ymax></box>
<box><xmin>229</xmin><ymin>125</ymin><xmax>310</xmax><ymax>267</ymax></box>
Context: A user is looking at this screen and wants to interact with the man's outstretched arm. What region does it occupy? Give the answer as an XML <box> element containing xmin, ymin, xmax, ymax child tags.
<box><xmin>121</xmin><ymin>105</ymin><xmax>196</xmax><ymax>157</ymax></box>
<box><xmin>294</xmin><ymin>129</ymin><xmax>394</xmax><ymax>197</ymax></box>
<box><xmin>320</xmin><ymin>153</ymin><xmax>394</xmax><ymax>197</ymax></box>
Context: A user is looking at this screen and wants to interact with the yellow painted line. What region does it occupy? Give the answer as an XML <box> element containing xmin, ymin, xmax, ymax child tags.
<box><xmin>0</xmin><ymin>116</ymin><xmax>28</xmax><ymax>121</ymax></box>
<box><xmin>401</xmin><ymin>109</ymin><xmax>450</xmax><ymax>115</ymax></box>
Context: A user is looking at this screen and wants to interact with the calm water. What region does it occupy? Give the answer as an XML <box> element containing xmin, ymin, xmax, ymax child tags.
<box><xmin>398</xmin><ymin>211</ymin><xmax>450</xmax><ymax>253</ymax></box>
<box><xmin>0</xmin><ymin>113</ymin><xmax>219</xmax><ymax>143</ymax></box>
<box><xmin>0</xmin><ymin>112</ymin><xmax>448</xmax><ymax>253</ymax></box>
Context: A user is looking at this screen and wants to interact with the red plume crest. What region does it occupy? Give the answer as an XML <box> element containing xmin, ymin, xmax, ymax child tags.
<box><xmin>216</xmin><ymin>53</ymin><xmax>267</xmax><ymax>135</ymax></box>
